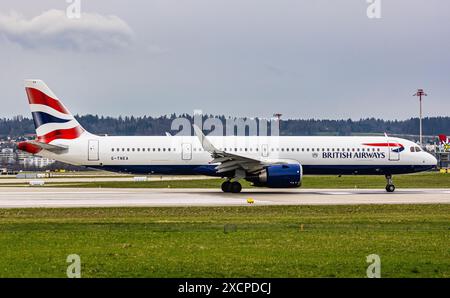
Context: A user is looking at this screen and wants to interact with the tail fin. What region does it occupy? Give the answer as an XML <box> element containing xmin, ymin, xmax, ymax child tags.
<box><xmin>24</xmin><ymin>79</ymin><xmax>86</xmax><ymax>143</ymax></box>
<box><xmin>438</xmin><ymin>134</ymin><xmax>448</xmax><ymax>145</ymax></box>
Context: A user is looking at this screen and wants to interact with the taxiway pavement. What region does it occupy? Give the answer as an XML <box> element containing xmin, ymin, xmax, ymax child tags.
<box><xmin>0</xmin><ymin>187</ymin><xmax>449</xmax><ymax>208</ymax></box>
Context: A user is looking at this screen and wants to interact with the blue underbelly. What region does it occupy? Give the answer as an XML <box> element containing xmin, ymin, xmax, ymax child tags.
<box><xmin>88</xmin><ymin>164</ymin><xmax>434</xmax><ymax>175</ymax></box>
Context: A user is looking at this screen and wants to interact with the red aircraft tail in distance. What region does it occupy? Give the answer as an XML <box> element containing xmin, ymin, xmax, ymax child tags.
<box><xmin>438</xmin><ymin>134</ymin><xmax>450</xmax><ymax>151</ymax></box>
<box><xmin>439</xmin><ymin>134</ymin><xmax>449</xmax><ymax>144</ymax></box>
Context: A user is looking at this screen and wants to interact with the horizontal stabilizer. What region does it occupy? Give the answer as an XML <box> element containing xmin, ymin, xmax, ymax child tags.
<box><xmin>28</xmin><ymin>140</ymin><xmax>68</xmax><ymax>152</ymax></box>
<box><xmin>17</xmin><ymin>140</ymin><xmax>68</xmax><ymax>154</ymax></box>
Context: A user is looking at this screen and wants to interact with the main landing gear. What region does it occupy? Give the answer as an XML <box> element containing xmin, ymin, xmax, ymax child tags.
<box><xmin>385</xmin><ymin>174</ymin><xmax>395</xmax><ymax>193</ymax></box>
<box><xmin>221</xmin><ymin>180</ymin><xmax>242</xmax><ymax>193</ymax></box>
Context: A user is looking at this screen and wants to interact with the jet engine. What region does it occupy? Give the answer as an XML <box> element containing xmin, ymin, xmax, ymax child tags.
<box><xmin>246</xmin><ymin>164</ymin><xmax>302</xmax><ymax>188</ymax></box>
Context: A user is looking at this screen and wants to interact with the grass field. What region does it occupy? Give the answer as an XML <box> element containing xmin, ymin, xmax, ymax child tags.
<box><xmin>0</xmin><ymin>204</ymin><xmax>449</xmax><ymax>278</ymax></box>
<box><xmin>3</xmin><ymin>172</ymin><xmax>448</xmax><ymax>189</ymax></box>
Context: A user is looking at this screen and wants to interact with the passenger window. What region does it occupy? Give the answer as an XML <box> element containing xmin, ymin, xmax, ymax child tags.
<box><xmin>111</xmin><ymin>148</ymin><xmax>114</xmax><ymax>152</ymax></box>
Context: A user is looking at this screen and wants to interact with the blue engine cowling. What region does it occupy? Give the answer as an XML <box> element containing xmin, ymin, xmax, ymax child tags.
<box><xmin>247</xmin><ymin>164</ymin><xmax>302</xmax><ymax>188</ymax></box>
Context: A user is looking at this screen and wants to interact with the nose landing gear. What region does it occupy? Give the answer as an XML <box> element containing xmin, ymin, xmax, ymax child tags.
<box><xmin>385</xmin><ymin>174</ymin><xmax>395</xmax><ymax>192</ymax></box>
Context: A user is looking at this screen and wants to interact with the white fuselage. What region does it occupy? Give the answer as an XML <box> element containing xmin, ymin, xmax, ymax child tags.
<box><xmin>37</xmin><ymin>134</ymin><xmax>437</xmax><ymax>176</ymax></box>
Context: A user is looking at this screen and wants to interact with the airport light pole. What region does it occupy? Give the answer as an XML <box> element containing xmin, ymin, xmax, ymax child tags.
<box><xmin>413</xmin><ymin>89</ymin><xmax>427</xmax><ymax>145</ymax></box>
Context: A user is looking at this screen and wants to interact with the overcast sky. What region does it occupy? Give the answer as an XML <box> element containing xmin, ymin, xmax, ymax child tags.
<box><xmin>0</xmin><ymin>0</ymin><xmax>449</xmax><ymax>120</ymax></box>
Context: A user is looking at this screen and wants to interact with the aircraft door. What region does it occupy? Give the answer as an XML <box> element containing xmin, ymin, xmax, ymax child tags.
<box><xmin>261</xmin><ymin>144</ymin><xmax>269</xmax><ymax>157</ymax></box>
<box><xmin>88</xmin><ymin>140</ymin><xmax>99</xmax><ymax>161</ymax></box>
<box><xmin>182</xmin><ymin>143</ymin><xmax>192</xmax><ymax>160</ymax></box>
<box><xmin>388</xmin><ymin>140</ymin><xmax>400</xmax><ymax>161</ymax></box>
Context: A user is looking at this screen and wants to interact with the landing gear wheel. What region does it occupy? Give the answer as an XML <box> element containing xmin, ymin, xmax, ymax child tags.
<box><xmin>384</xmin><ymin>174</ymin><xmax>395</xmax><ymax>193</ymax></box>
<box><xmin>221</xmin><ymin>181</ymin><xmax>231</xmax><ymax>192</ymax></box>
<box><xmin>230</xmin><ymin>181</ymin><xmax>242</xmax><ymax>193</ymax></box>
<box><xmin>385</xmin><ymin>184</ymin><xmax>395</xmax><ymax>193</ymax></box>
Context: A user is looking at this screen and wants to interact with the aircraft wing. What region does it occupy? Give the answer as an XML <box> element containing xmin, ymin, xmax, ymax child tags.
<box><xmin>193</xmin><ymin>125</ymin><xmax>281</xmax><ymax>176</ymax></box>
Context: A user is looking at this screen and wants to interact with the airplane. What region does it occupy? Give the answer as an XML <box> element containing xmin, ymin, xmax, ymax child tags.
<box><xmin>17</xmin><ymin>80</ymin><xmax>437</xmax><ymax>193</ymax></box>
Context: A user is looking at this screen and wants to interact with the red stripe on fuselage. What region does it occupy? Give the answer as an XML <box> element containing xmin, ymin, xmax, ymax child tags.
<box><xmin>363</xmin><ymin>142</ymin><xmax>403</xmax><ymax>147</ymax></box>
<box><xmin>25</xmin><ymin>87</ymin><xmax>69</xmax><ymax>115</ymax></box>
<box><xmin>37</xmin><ymin>126</ymin><xmax>84</xmax><ymax>144</ymax></box>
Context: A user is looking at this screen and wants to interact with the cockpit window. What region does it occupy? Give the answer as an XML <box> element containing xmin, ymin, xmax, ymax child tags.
<box><xmin>410</xmin><ymin>146</ymin><xmax>422</xmax><ymax>152</ymax></box>
<box><xmin>415</xmin><ymin>146</ymin><xmax>422</xmax><ymax>152</ymax></box>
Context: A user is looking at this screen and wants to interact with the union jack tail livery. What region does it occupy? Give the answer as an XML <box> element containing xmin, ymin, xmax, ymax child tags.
<box><xmin>24</xmin><ymin>80</ymin><xmax>86</xmax><ymax>144</ymax></box>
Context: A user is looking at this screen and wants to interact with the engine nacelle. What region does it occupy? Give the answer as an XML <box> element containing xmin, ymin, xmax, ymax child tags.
<box><xmin>247</xmin><ymin>164</ymin><xmax>302</xmax><ymax>188</ymax></box>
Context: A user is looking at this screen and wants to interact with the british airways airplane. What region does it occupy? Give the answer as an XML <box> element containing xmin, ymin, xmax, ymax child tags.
<box><xmin>18</xmin><ymin>80</ymin><xmax>437</xmax><ymax>193</ymax></box>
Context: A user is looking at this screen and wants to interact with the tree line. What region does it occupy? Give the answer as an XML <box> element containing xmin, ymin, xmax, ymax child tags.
<box><xmin>1</xmin><ymin>115</ymin><xmax>449</xmax><ymax>138</ymax></box>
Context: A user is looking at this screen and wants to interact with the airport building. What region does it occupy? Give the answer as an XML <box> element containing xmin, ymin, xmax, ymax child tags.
<box><xmin>0</xmin><ymin>147</ymin><xmax>55</xmax><ymax>169</ymax></box>
<box><xmin>21</xmin><ymin>154</ymin><xmax>55</xmax><ymax>168</ymax></box>
<box><xmin>0</xmin><ymin>148</ymin><xmax>15</xmax><ymax>165</ymax></box>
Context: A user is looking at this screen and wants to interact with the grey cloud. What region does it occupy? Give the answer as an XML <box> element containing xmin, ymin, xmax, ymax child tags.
<box><xmin>0</xmin><ymin>9</ymin><xmax>134</xmax><ymax>51</ymax></box>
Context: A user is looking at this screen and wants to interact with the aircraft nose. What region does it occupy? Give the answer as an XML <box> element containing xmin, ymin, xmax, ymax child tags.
<box><xmin>425</xmin><ymin>153</ymin><xmax>438</xmax><ymax>166</ymax></box>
